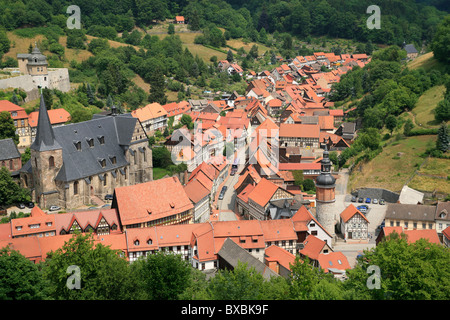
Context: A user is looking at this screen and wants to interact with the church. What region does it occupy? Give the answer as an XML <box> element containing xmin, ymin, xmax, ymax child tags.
<box><xmin>20</xmin><ymin>95</ymin><xmax>153</xmax><ymax>210</ymax></box>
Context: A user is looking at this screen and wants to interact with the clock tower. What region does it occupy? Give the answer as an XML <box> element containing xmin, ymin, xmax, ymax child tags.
<box><xmin>315</xmin><ymin>146</ymin><xmax>336</xmax><ymax>243</ymax></box>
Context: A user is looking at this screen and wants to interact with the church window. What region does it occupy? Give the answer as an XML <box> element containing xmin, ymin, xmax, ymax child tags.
<box><xmin>74</xmin><ymin>181</ymin><xmax>79</xmax><ymax>195</ymax></box>
<box><xmin>103</xmin><ymin>174</ymin><xmax>107</xmax><ymax>186</ymax></box>
<box><xmin>49</xmin><ymin>156</ymin><xmax>55</xmax><ymax>168</ymax></box>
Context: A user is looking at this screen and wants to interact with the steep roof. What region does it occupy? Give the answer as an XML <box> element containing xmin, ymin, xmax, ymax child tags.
<box><xmin>0</xmin><ymin>138</ymin><xmax>20</xmax><ymax>161</ymax></box>
<box><xmin>114</xmin><ymin>176</ymin><xmax>193</xmax><ymax>226</ymax></box>
<box><xmin>340</xmin><ymin>204</ymin><xmax>370</xmax><ymax>223</ymax></box>
<box><xmin>30</xmin><ymin>95</ymin><xmax>62</xmax><ymax>152</ymax></box>
<box><xmin>131</xmin><ymin>103</ymin><xmax>167</xmax><ymax>122</ymax></box>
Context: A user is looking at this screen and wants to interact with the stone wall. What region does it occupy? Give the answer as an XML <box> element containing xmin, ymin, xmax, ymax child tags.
<box><xmin>353</xmin><ymin>187</ymin><xmax>399</xmax><ymax>203</ymax></box>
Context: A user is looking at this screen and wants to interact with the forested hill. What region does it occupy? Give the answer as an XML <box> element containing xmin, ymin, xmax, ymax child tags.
<box><xmin>0</xmin><ymin>0</ymin><xmax>447</xmax><ymax>47</ymax></box>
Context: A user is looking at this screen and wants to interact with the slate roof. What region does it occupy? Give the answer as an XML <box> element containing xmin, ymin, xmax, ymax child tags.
<box><xmin>404</xmin><ymin>44</ymin><xmax>418</xmax><ymax>54</ymax></box>
<box><xmin>0</xmin><ymin>138</ymin><xmax>20</xmax><ymax>161</ymax></box>
<box><xmin>218</xmin><ymin>237</ymin><xmax>279</xmax><ymax>279</ymax></box>
<box><xmin>25</xmin><ymin>96</ymin><xmax>141</xmax><ymax>182</ymax></box>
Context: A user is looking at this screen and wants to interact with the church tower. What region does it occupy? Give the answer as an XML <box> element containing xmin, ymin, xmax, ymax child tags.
<box><xmin>30</xmin><ymin>94</ymin><xmax>63</xmax><ymax>208</ymax></box>
<box><xmin>315</xmin><ymin>146</ymin><xmax>336</xmax><ymax>243</ymax></box>
<box><xmin>27</xmin><ymin>43</ymin><xmax>49</xmax><ymax>89</ymax></box>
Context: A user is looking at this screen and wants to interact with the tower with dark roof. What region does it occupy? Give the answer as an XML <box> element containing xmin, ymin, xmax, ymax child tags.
<box><xmin>315</xmin><ymin>146</ymin><xmax>336</xmax><ymax>243</ymax></box>
<box><xmin>30</xmin><ymin>94</ymin><xmax>63</xmax><ymax>208</ymax></box>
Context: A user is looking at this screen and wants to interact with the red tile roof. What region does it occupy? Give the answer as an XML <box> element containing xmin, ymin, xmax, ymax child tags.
<box><xmin>318</xmin><ymin>251</ymin><xmax>350</xmax><ymax>273</ymax></box>
<box><xmin>28</xmin><ymin>108</ymin><xmax>71</xmax><ymax>127</ymax></box>
<box><xmin>114</xmin><ymin>176</ymin><xmax>193</xmax><ymax>226</ymax></box>
<box><xmin>299</xmin><ymin>234</ymin><xmax>328</xmax><ymax>260</ymax></box>
<box><xmin>279</xmin><ymin>123</ymin><xmax>320</xmax><ymax>139</ymax></box>
<box><xmin>340</xmin><ymin>204</ymin><xmax>369</xmax><ymax>223</ymax></box>
<box><xmin>265</xmin><ymin>245</ymin><xmax>296</xmax><ymax>271</ymax></box>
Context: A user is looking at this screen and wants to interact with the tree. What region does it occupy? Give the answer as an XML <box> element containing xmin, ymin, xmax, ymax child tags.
<box><xmin>227</xmin><ymin>49</ymin><xmax>234</xmax><ymax>63</ymax></box>
<box><xmin>385</xmin><ymin>114</ymin><xmax>397</xmax><ymax>135</ymax></box>
<box><xmin>152</xmin><ymin>146</ymin><xmax>173</xmax><ymax>168</ymax></box>
<box><xmin>302</xmin><ymin>179</ymin><xmax>316</xmax><ymax>192</ymax></box>
<box><xmin>179</xmin><ymin>114</ymin><xmax>194</xmax><ymax>130</ymax></box>
<box><xmin>168</xmin><ymin>23</ymin><xmax>175</xmax><ymax>35</ymax></box>
<box><xmin>289</xmin><ymin>256</ymin><xmax>342</xmax><ymax>300</ymax></box>
<box><xmin>0</xmin><ymin>111</ymin><xmax>18</xmax><ymax>144</ymax></box>
<box><xmin>0</xmin><ymin>247</ymin><xmax>48</xmax><ymax>300</ymax></box>
<box><xmin>436</xmin><ymin>123</ymin><xmax>449</xmax><ymax>153</ymax></box>
<box><xmin>249</xmin><ymin>44</ymin><xmax>259</xmax><ymax>59</ymax></box>
<box><xmin>403</xmin><ymin>119</ymin><xmax>414</xmax><ymax>136</ymax></box>
<box><xmin>430</xmin><ymin>15</ymin><xmax>450</xmax><ymax>65</ymax></box>
<box><xmin>0</xmin><ymin>166</ymin><xmax>31</xmax><ymax>206</ymax></box>
<box><xmin>434</xmin><ymin>98</ymin><xmax>450</xmax><ymax>122</ymax></box>
<box><xmin>148</xmin><ymin>66</ymin><xmax>167</xmax><ymax>105</ymax></box>
<box><xmin>130</xmin><ymin>251</ymin><xmax>193</xmax><ymax>300</ymax></box>
<box><xmin>344</xmin><ymin>232</ymin><xmax>450</xmax><ymax>300</ymax></box>
<box><xmin>206</xmin><ymin>261</ymin><xmax>288</xmax><ymax>300</ymax></box>
<box><xmin>0</xmin><ymin>30</ymin><xmax>10</xmax><ymax>56</ymax></box>
<box><xmin>42</xmin><ymin>232</ymin><xmax>138</xmax><ymax>300</ymax></box>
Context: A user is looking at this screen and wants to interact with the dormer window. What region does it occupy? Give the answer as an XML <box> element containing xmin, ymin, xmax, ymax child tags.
<box><xmin>99</xmin><ymin>159</ymin><xmax>106</xmax><ymax>168</ymax></box>
<box><xmin>98</xmin><ymin>135</ymin><xmax>105</xmax><ymax>145</ymax></box>
<box><xmin>110</xmin><ymin>156</ymin><xmax>117</xmax><ymax>165</ymax></box>
<box><xmin>87</xmin><ymin>138</ymin><xmax>94</xmax><ymax>148</ymax></box>
<box><xmin>74</xmin><ymin>141</ymin><xmax>81</xmax><ymax>151</ymax></box>
<box><xmin>134</xmin><ymin>240</ymin><xmax>140</xmax><ymax>246</ymax></box>
<box><xmin>147</xmin><ymin>238</ymin><xmax>153</xmax><ymax>245</ymax></box>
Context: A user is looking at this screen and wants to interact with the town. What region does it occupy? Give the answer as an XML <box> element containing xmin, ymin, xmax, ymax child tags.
<box><xmin>0</xmin><ymin>3</ymin><xmax>449</xmax><ymax>302</ymax></box>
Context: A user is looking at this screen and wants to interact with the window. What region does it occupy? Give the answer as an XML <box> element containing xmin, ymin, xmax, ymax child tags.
<box><xmin>74</xmin><ymin>181</ymin><xmax>78</xmax><ymax>195</ymax></box>
<box><xmin>87</xmin><ymin>138</ymin><xmax>94</xmax><ymax>148</ymax></box>
<box><xmin>404</xmin><ymin>222</ymin><xmax>408</xmax><ymax>228</ymax></box>
<box><xmin>413</xmin><ymin>223</ymin><xmax>417</xmax><ymax>229</ymax></box>
<box><xmin>103</xmin><ymin>174</ymin><xmax>107</xmax><ymax>186</ymax></box>
<box><xmin>428</xmin><ymin>223</ymin><xmax>433</xmax><ymax>229</ymax></box>
<box><xmin>134</xmin><ymin>240</ymin><xmax>140</xmax><ymax>246</ymax></box>
<box><xmin>49</xmin><ymin>156</ymin><xmax>55</xmax><ymax>168</ymax></box>
<box><xmin>74</xmin><ymin>141</ymin><xmax>81</xmax><ymax>151</ymax></box>
<box><xmin>9</xmin><ymin>160</ymin><xmax>13</xmax><ymax>170</ymax></box>
<box><xmin>422</xmin><ymin>223</ymin><xmax>426</xmax><ymax>229</ymax></box>
<box><xmin>390</xmin><ymin>221</ymin><xmax>394</xmax><ymax>227</ymax></box>
<box><xmin>99</xmin><ymin>159</ymin><xmax>106</xmax><ymax>168</ymax></box>
<box><xmin>98</xmin><ymin>136</ymin><xmax>105</xmax><ymax>145</ymax></box>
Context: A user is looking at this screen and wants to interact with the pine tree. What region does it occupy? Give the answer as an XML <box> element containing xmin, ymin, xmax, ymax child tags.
<box><xmin>148</xmin><ymin>67</ymin><xmax>167</xmax><ymax>105</ymax></box>
<box><xmin>436</xmin><ymin>122</ymin><xmax>449</xmax><ymax>152</ymax></box>
<box><xmin>227</xmin><ymin>49</ymin><xmax>233</xmax><ymax>63</ymax></box>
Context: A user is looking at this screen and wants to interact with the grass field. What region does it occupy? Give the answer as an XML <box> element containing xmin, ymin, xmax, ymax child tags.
<box><xmin>153</xmin><ymin>167</ymin><xmax>171</xmax><ymax>180</ymax></box>
<box><xmin>407</xmin><ymin>52</ymin><xmax>442</xmax><ymax>71</ymax></box>
<box><xmin>412</xmin><ymin>85</ymin><xmax>446</xmax><ymax>128</ymax></box>
<box><xmin>348</xmin><ymin>135</ymin><xmax>434</xmax><ymax>193</ymax></box>
<box><xmin>408</xmin><ymin>175</ymin><xmax>450</xmax><ymax>195</ymax></box>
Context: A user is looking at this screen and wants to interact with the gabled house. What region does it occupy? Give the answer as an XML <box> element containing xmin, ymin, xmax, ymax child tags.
<box><xmin>339</xmin><ymin>204</ymin><xmax>370</xmax><ymax>242</ymax></box>
<box><xmin>299</xmin><ymin>234</ymin><xmax>333</xmax><ymax>267</ymax></box>
<box><xmin>131</xmin><ymin>102</ymin><xmax>168</xmax><ymax>134</ymax></box>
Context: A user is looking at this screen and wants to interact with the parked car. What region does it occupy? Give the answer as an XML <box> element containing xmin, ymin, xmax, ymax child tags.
<box><xmin>357</xmin><ymin>205</ymin><xmax>368</xmax><ymax>213</ymax></box>
<box><xmin>358</xmin><ymin>197</ymin><xmax>364</xmax><ymax>203</ymax></box>
<box><xmin>49</xmin><ymin>205</ymin><xmax>61</xmax><ymax>211</ymax></box>
<box><xmin>104</xmin><ymin>194</ymin><xmax>113</xmax><ymax>201</ymax></box>
<box><xmin>372</xmin><ymin>198</ymin><xmax>378</xmax><ymax>204</ymax></box>
<box><xmin>27</xmin><ymin>202</ymin><xmax>35</xmax><ymax>208</ymax></box>
<box><xmin>218</xmin><ymin>186</ymin><xmax>228</xmax><ymax>200</ymax></box>
<box><xmin>17</xmin><ymin>203</ymin><xmax>26</xmax><ymax>209</ymax></box>
<box><xmin>351</xmin><ymin>196</ymin><xmax>357</xmax><ymax>202</ymax></box>
<box><xmin>379</xmin><ymin>199</ymin><xmax>385</xmax><ymax>205</ymax></box>
<box><xmin>365</xmin><ymin>198</ymin><xmax>371</xmax><ymax>204</ymax></box>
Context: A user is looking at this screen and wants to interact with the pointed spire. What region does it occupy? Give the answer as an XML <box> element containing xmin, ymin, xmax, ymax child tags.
<box><xmin>30</xmin><ymin>94</ymin><xmax>61</xmax><ymax>151</ymax></box>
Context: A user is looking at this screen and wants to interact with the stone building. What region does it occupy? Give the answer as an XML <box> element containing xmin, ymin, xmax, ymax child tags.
<box><xmin>20</xmin><ymin>95</ymin><xmax>152</xmax><ymax>210</ymax></box>
<box><xmin>315</xmin><ymin>146</ymin><xmax>337</xmax><ymax>244</ymax></box>
<box><xmin>0</xmin><ymin>44</ymin><xmax>71</xmax><ymax>102</ymax></box>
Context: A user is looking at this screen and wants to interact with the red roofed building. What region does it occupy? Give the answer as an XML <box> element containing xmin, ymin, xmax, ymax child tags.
<box><xmin>318</xmin><ymin>251</ymin><xmax>350</xmax><ymax>279</ymax></box>
<box><xmin>113</xmin><ymin>176</ymin><xmax>194</xmax><ymax>229</ymax></box>
<box><xmin>376</xmin><ymin>226</ymin><xmax>441</xmax><ymax>246</ymax></box>
<box><xmin>236</xmin><ymin>178</ymin><xmax>295</xmax><ymax>220</ymax></box>
<box><xmin>339</xmin><ymin>204</ymin><xmax>370</xmax><ymax>242</ymax></box>
<box><xmin>279</xmin><ymin>123</ymin><xmax>320</xmax><ymax>149</ymax></box>
<box><xmin>264</xmin><ymin>244</ymin><xmax>296</xmax><ymax>278</ymax></box>
<box><xmin>0</xmin><ymin>100</ymin><xmax>30</xmax><ymax>147</ymax></box>
<box><xmin>162</xmin><ymin>101</ymin><xmax>191</xmax><ymax>125</ymax></box>
<box><xmin>28</xmin><ymin>108</ymin><xmax>70</xmax><ymax>145</ymax></box>
<box><xmin>175</xmin><ymin>16</ymin><xmax>185</xmax><ymax>24</ymax></box>
<box><xmin>299</xmin><ymin>234</ymin><xmax>333</xmax><ymax>267</ymax></box>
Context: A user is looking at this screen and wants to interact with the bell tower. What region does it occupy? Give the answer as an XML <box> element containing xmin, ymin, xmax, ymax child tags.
<box><xmin>30</xmin><ymin>94</ymin><xmax>63</xmax><ymax>208</ymax></box>
<box><xmin>315</xmin><ymin>146</ymin><xmax>336</xmax><ymax>243</ymax></box>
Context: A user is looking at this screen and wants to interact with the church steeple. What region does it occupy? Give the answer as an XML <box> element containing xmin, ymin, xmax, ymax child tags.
<box><xmin>30</xmin><ymin>93</ymin><xmax>61</xmax><ymax>151</ymax></box>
